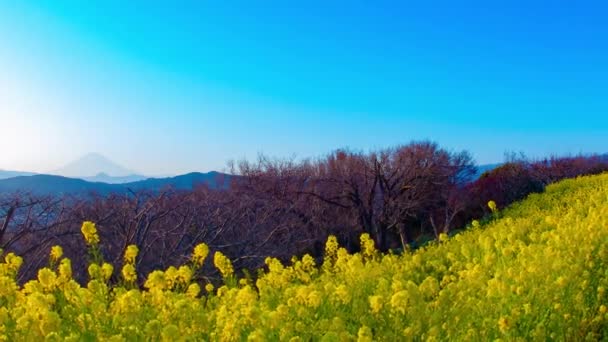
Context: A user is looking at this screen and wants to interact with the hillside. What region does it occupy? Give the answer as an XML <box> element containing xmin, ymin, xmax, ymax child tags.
<box><xmin>0</xmin><ymin>174</ymin><xmax>117</xmax><ymax>196</ymax></box>
<box><xmin>0</xmin><ymin>170</ymin><xmax>37</xmax><ymax>180</ymax></box>
<box><xmin>1</xmin><ymin>172</ymin><xmax>607</xmax><ymax>339</ymax></box>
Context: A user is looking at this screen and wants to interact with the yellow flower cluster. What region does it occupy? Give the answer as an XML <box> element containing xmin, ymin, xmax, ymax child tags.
<box><xmin>192</xmin><ymin>243</ymin><xmax>209</xmax><ymax>266</ymax></box>
<box><xmin>0</xmin><ymin>173</ymin><xmax>607</xmax><ymax>340</ymax></box>
<box><xmin>124</xmin><ymin>245</ymin><xmax>139</xmax><ymax>264</ymax></box>
<box><xmin>122</xmin><ymin>244</ymin><xmax>139</xmax><ymax>284</ymax></box>
<box><xmin>80</xmin><ymin>221</ymin><xmax>99</xmax><ymax>245</ymax></box>
<box><xmin>488</xmin><ymin>200</ymin><xmax>498</xmax><ymax>213</ymax></box>
<box><xmin>49</xmin><ymin>246</ymin><xmax>63</xmax><ymax>262</ymax></box>
<box><xmin>213</xmin><ymin>251</ymin><xmax>234</xmax><ymax>278</ymax></box>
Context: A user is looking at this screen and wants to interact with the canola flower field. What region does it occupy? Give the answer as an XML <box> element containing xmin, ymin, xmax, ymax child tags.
<box><xmin>1</xmin><ymin>173</ymin><xmax>608</xmax><ymax>341</ymax></box>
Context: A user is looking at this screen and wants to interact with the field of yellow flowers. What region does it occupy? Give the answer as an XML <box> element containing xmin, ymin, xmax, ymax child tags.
<box><xmin>1</xmin><ymin>173</ymin><xmax>608</xmax><ymax>341</ymax></box>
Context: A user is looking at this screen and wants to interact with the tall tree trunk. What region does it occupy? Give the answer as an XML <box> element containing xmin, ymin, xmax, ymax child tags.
<box><xmin>0</xmin><ymin>206</ymin><xmax>15</xmax><ymax>245</ymax></box>
<box><xmin>374</xmin><ymin>224</ymin><xmax>385</xmax><ymax>251</ymax></box>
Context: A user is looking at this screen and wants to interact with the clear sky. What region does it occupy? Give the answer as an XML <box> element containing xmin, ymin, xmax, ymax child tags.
<box><xmin>1</xmin><ymin>1</ymin><xmax>606</xmax><ymax>175</ymax></box>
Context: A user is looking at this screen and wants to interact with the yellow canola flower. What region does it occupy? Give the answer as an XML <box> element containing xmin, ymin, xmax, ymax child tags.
<box><xmin>360</xmin><ymin>233</ymin><xmax>376</xmax><ymax>258</ymax></box>
<box><xmin>186</xmin><ymin>283</ymin><xmax>201</xmax><ymax>298</ymax></box>
<box><xmin>81</xmin><ymin>221</ymin><xmax>100</xmax><ymax>245</ymax></box>
<box><xmin>369</xmin><ymin>295</ymin><xmax>383</xmax><ymax>314</ymax></box>
<box><xmin>213</xmin><ymin>251</ymin><xmax>234</xmax><ymax>278</ymax></box>
<box><xmin>177</xmin><ymin>265</ymin><xmax>193</xmax><ymax>284</ymax></box>
<box><xmin>498</xmin><ymin>316</ymin><xmax>509</xmax><ymax>333</ymax></box>
<box><xmin>325</xmin><ymin>235</ymin><xmax>338</xmax><ymax>257</ymax></box>
<box><xmin>50</xmin><ymin>246</ymin><xmax>63</xmax><ymax>262</ymax></box>
<box><xmin>334</xmin><ymin>284</ymin><xmax>350</xmax><ymax>304</ymax></box>
<box><xmin>192</xmin><ymin>243</ymin><xmax>209</xmax><ymax>266</ymax></box>
<box><xmin>164</xmin><ymin>266</ymin><xmax>179</xmax><ymax>289</ymax></box>
<box><xmin>58</xmin><ymin>259</ymin><xmax>72</xmax><ymax>280</ymax></box>
<box><xmin>88</xmin><ymin>264</ymin><xmax>102</xmax><ymax>280</ymax></box>
<box><xmin>145</xmin><ymin>270</ymin><xmax>166</xmax><ymax>290</ymax></box>
<box><xmin>488</xmin><ymin>200</ymin><xmax>498</xmax><ymax>213</ymax></box>
<box><xmin>5</xmin><ymin>252</ymin><xmax>23</xmax><ymax>272</ymax></box>
<box><xmin>124</xmin><ymin>245</ymin><xmax>139</xmax><ymax>265</ymax></box>
<box><xmin>101</xmin><ymin>263</ymin><xmax>114</xmax><ymax>281</ymax></box>
<box><xmin>122</xmin><ymin>263</ymin><xmax>137</xmax><ymax>283</ymax></box>
<box><xmin>37</xmin><ymin>268</ymin><xmax>57</xmax><ymax>290</ymax></box>
<box><xmin>357</xmin><ymin>326</ymin><xmax>373</xmax><ymax>342</ymax></box>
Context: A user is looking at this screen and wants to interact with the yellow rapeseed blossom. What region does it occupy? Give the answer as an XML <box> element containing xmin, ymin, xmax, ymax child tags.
<box><xmin>369</xmin><ymin>295</ymin><xmax>383</xmax><ymax>314</ymax></box>
<box><xmin>81</xmin><ymin>221</ymin><xmax>99</xmax><ymax>245</ymax></box>
<box><xmin>5</xmin><ymin>252</ymin><xmax>23</xmax><ymax>272</ymax></box>
<box><xmin>357</xmin><ymin>326</ymin><xmax>373</xmax><ymax>342</ymax></box>
<box><xmin>177</xmin><ymin>265</ymin><xmax>193</xmax><ymax>284</ymax></box>
<box><xmin>101</xmin><ymin>263</ymin><xmax>114</xmax><ymax>281</ymax></box>
<box><xmin>122</xmin><ymin>264</ymin><xmax>137</xmax><ymax>283</ymax></box>
<box><xmin>325</xmin><ymin>235</ymin><xmax>338</xmax><ymax>257</ymax></box>
<box><xmin>37</xmin><ymin>268</ymin><xmax>57</xmax><ymax>290</ymax></box>
<box><xmin>124</xmin><ymin>245</ymin><xmax>139</xmax><ymax>265</ymax></box>
<box><xmin>88</xmin><ymin>264</ymin><xmax>102</xmax><ymax>280</ymax></box>
<box><xmin>50</xmin><ymin>246</ymin><xmax>63</xmax><ymax>262</ymax></box>
<box><xmin>58</xmin><ymin>259</ymin><xmax>72</xmax><ymax>280</ymax></box>
<box><xmin>144</xmin><ymin>270</ymin><xmax>166</xmax><ymax>291</ymax></box>
<box><xmin>360</xmin><ymin>233</ymin><xmax>376</xmax><ymax>258</ymax></box>
<box><xmin>498</xmin><ymin>316</ymin><xmax>509</xmax><ymax>333</ymax></box>
<box><xmin>488</xmin><ymin>200</ymin><xmax>498</xmax><ymax>213</ymax></box>
<box><xmin>192</xmin><ymin>243</ymin><xmax>209</xmax><ymax>266</ymax></box>
<box><xmin>213</xmin><ymin>251</ymin><xmax>234</xmax><ymax>278</ymax></box>
<box><xmin>186</xmin><ymin>283</ymin><xmax>201</xmax><ymax>298</ymax></box>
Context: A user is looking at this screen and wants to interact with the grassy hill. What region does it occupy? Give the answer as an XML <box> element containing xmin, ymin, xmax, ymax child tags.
<box><xmin>0</xmin><ymin>172</ymin><xmax>607</xmax><ymax>340</ymax></box>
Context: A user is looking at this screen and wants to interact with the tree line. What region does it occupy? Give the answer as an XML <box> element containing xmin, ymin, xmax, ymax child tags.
<box><xmin>1</xmin><ymin>141</ymin><xmax>607</xmax><ymax>284</ymax></box>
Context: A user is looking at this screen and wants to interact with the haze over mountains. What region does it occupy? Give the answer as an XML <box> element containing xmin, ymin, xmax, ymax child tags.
<box><xmin>0</xmin><ymin>153</ymin><xmax>230</xmax><ymax>196</ymax></box>
<box><xmin>50</xmin><ymin>153</ymin><xmax>147</xmax><ymax>184</ymax></box>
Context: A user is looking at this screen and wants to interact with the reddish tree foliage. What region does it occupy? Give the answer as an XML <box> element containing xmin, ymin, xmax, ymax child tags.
<box><xmin>1</xmin><ymin>145</ymin><xmax>605</xmax><ymax>284</ymax></box>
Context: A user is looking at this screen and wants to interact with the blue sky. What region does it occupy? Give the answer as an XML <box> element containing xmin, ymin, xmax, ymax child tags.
<box><xmin>0</xmin><ymin>1</ymin><xmax>606</xmax><ymax>175</ymax></box>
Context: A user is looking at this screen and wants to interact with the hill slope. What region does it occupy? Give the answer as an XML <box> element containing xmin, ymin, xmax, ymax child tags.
<box><xmin>1</xmin><ymin>173</ymin><xmax>607</xmax><ymax>339</ymax></box>
<box><xmin>0</xmin><ymin>170</ymin><xmax>37</xmax><ymax>180</ymax></box>
<box><xmin>0</xmin><ymin>175</ymin><xmax>118</xmax><ymax>196</ymax></box>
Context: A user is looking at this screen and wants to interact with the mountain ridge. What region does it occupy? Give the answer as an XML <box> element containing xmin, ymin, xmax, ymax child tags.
<box><xmin>51</xmin><ymin>153</ymin><xmax>142</xmax><ymax>178</ymax></box>
<box><xmin>0</xmin><ymin>170</ymin><xmax>38</xmax><ymax>180</ymax></box>
<box><xmin>0</xmin><ymin>171</ymin><xmax>231</xmax><ymax>197</ymax></box>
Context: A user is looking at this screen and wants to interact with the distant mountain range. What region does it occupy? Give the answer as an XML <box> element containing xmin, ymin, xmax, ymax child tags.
<box><xmin>52</xmin><ymin>153</ymin><xmax>140</xmax><ymax>177</ymax></box>
<box><xmin>0</xmin><ymin>153</ymin><xmax>230</xmax><ymax>196</ymax></box>
<box><xmin>49</xmin><ymin>153</ymin><xmax>148</xmax><ymax>184</ymax></box>
<box><xmin>0</xmin><ymin>170</ymin><xmax>38</xmax><ymax>180</ymax></box>
<box><xmin>0</xmin><ymin>172</ymin><xmax>231</xmax><ymax>197</ymax></box>
<box><xmin>473</xmin><ymin>163</ymin><xmax>501</xmax><ymax>179</ymax></box>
